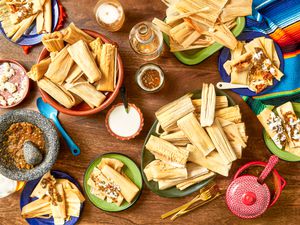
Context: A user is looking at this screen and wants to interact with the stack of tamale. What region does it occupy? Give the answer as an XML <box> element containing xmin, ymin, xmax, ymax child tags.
<box><xmin>27</xmin><ymin>23</ymin><xmax>118</xmax><ymax>109</ymax></box>
<box><xmin>144</xmin><ymin>83</ymin><xmax>248</xmax><ymax>190</ymax></box>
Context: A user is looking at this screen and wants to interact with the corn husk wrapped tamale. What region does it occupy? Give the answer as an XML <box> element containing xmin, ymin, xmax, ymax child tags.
<box><xmin>45</xmin><ymin>45</ymin><xmax>74</xmax><ymax>84</ymax></box>
<box><xmin>64</xmin><ymin>78</ymin><xmax>106</xmax><ymax>108</ymax></box>
<box><xmin>145</xmin><ymin>135</ymin><xmax>189</xmax><ymax>167</ymax></box>
<box><xmin>187</xmin><ymin>144</ymin><xmax>231</xmax><ymax>176</ymax></box>
<box><xmin>51</xmin><ymin>184</ymin><xmax>66</xmax><ymax>225</ymax></box>
<box><xmin>101</xmin><ymin>165</ymin><xmax>140</xmax><ymax>203</ymax></box>
<box><xmin>31</xmin><ymin>172</ymin><xmax>55</xmax><ymax>199</ymax></box>
<box><xmin>67</xmin><ymin>40</ymin><xmax>102</xmax><ymax>83</ymax></box>
<box><xmin>38</xmin><ymin>78</ymin><xmax>81</xmax><ymax>109</ymax></box>
<box><xmin>97</xmin><ymin>158</ymin><xmax>124</xmax><ymax>173</ymax></box>
<box><xmin>200</xmin><ymin>83</ymin><xmax>216</xmax><ymax>127</ymax></box>
<box><xmin>27</xmin><ymin>58</ymin><xmax>51</xmax><ymax>81</ymax></box>
<box><xmin>215</xmin><ymin>105</ymin><xmax>242</xmax><ymax>123</ymax></box>
<box><xmin>95</xmin><ymin>43</ymin><xmax>116</xmax><ymax>92</ymax></box>
<box><xmin>64</xmin><ymin>189</ymin><xmax>81</xmax><ymax>217</ymax></box>
<box><xmin>11</xmin><ymin>15</ymin><xmax>37</xmax><ymax>42</ymax></box>
<box><xmin>62</xmin><ymin>22</ymin><xmax>94</xmax><ymax>44</ymax></box>
<box><xmin>65</xmin><ymin>64</ymin><xmax>83</xmax><ymax>84</ymax></box>
<box><xmin>178</xmin><ymin>113</ymin><xmax>215</xmax><ymax>156</ymax></box>
<box><xmin>36</xmin><ymin>11</ymin><xmax>44</xmax><ymax>34</ymax></box>
<box><xmin>21</xmin><ymin>196</ymin><xmax>51</xmax><ymax>218</ymax></box>
<box><xmin>89</xmin><ymin>37</ymin><xmax>103</xmax><ymax>66</ymax></box>
<box><xmin>155</xmin><ymin>94</ymin><xmax>195</xmax><ymax>131</ymax></box>
<box><xmin>160</xmin><ymin>130</ymin><xmax>190</xmax><ymax>146</ymax></box>
<box><xmin>192</xmin><ymin>96</ymin><xmax>228</xmax><ymax>112</ymax></box>
<box><xmin>176</xmin><ymin>171</ymin><xmax>215</xmax><ymax>191</ymax></box>
<box><xmin>43</xmin><ymin>0</ymin><xmax>52</xmax><ymax>33</ymax></box>
<box><xmin>42</xmin><ymin>31</ymin><xmax>65</xmax><ymax>52</ymax></box>
<box><xmin>205</xmin><ymin>118</ymin><xmax>237</xmax><ymax>164</ymax></box>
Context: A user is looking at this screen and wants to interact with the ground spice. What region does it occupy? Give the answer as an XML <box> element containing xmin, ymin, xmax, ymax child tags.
<box><xmin>141</xmin><ymin>69</ymin><xmax>161</xmax><ymax>90</ymax></box>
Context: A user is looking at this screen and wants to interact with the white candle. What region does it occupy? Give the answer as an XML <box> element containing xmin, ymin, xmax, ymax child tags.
<box><xmin>97</xmin><ymin>3</ymin><xmax>120</xmax><ymax>25</ymax></box>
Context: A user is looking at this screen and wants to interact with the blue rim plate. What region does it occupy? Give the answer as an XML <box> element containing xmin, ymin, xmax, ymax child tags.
<box><xmin>0</xmin><ymin>0</ymin><xmax>59</xmax><ymax>46</ymax></box>
<box><xmin>218</xmin><ymin>31</ymin><xmax>285</xmax><ymax>96</ymax></box>
<box><xmin>20</xmin><ymin>170</ymin><xmax>84</xmax><ymax>225</ymax></box>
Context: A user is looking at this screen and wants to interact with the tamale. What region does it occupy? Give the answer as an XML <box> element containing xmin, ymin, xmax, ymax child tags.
<box><xmin>89</xmin><ymin>37</ymin><xmax>103</xmax><ymax>66</ymax></box>
<box><xmin>45</xmin><ymin>45</ymin><xmax>74</xmax><ymax>84</ymax></box>
<box><xmin>97</xmin><ymin>158</ymin><xmax>124</xmax><ymax>173</ymax></box>
<box><xmin>177</xmin><ymin>113</ymin><xmax>215</xmax><ymax>156</ymax></box>
<box><xmin>38</xmin><ymin>78</ymin><xmax>80</xmax><ymax>109</ymax></box>
<box><xmin>187</xmin><ymin>144</ymin><xmax>231</xmax><ymax>176</ymax></box>
<box><xmin>205</xmin><ymin>118</ymin><xmax>237</xmax><ymax>164</ymax></box>
<box><xmin>51</xmin><ymin>184</ymin><xmax>66</xmax><ymax>225</ymax></box>
<box><xmin>11</xmin><ymin>15</ymin><xmax>37</xmax><ymax>42</ymax></box>
<box><xmin>200</xmin><ymin>83</ymin><xmax>216</xmax><ymax>127</ymax></box>
<box><xmin>215</xmin><ymin>105</ymin><xmax>241</xmax><ymax>123</ymax></box>
<box><xmin>192</xmin><ymin>96</ymin><xmax>228</xmax><ymax>112</ymax></box>
<box><xmin>220</xmin><ymin>0</ymin><xmax>252</xmax><ymax>23</ymax></box>
<box><xmin>65</xmin><ymin>64</ymin><xmax>83</xmax><ymax>84</ymax></box>
<box><xmin>160</xmin><ymin>130</ymin><xmax>189</xmax><ymax>144</ymax></box>
<box><xmin>223</xmin><ymin>123</ymin><xmax>246</xmax><ymax>148</ymax></box>
<box><xmin>36</xmin><ymin>11</ymin><xmax>44</xmax><ymax>34</ymax></box>
<box><xmin>152</xmin><ymin>17</ymin><xmax>172</xmax><ymax>35</ymax></box>
<box><xmin>44</xmin><ymin>0</ymin><xmax>52</xmax><ymax>33</ymax></box>
<box><xmin>27</xmin><ymin>58</ymin><xmax>51</xmax><ymax>81</ymax></box>
<box><xmin>67</xmin><ymin>40</ymin><xmax>102</xmax><ymax>83</ymax></box>
<box><xmin>285</xmin><ymin>145</ymin><xmax>300</xmax><ymax>157</ymax></box>
<box><xmin>176</xmin><ymin>171</ymin><xmax>215</xmax><ymax>191</ymax></box>
<box><xmin>101</xmin><ymin>165</ymin><xmax>140</xmax><ymax>203</ymax></box>
<box><xmin>236</xmin><ymin>122</ymin><xmax>248</xmax><ymax>143</ymax></box>
<box><xmin>155</xmin><ymin>94</ymin><xmax>195</xmax><ymax>131</ymax></box>
<box><xmin>31</xmin><ymin>172</ymin><xmax>55</xmax><ymax>199</ymax></box>
<box><xmin>64</xmin><ymin>189</ymin><xmax>81</xmax><ymax>217</ymax></box>
<box><xmin>229</xmin><ymin>140</ymin><xmax>243</xmax><ymax>159</ymax></box>
<box><xmin>21</xmin><ymin>196</ymin><xmax>51</xmax><ymax>218</ymax></box>
<box><xmin>95</xmin><ymin>43</ymin><xmax>116</xmax><ymax>92</ymax></box>
<box><xmin>62</xmin><ymin>22</ymin><xmax>94</xmax><ymax>44</ymax></box>
<box><xmin>211</xmin><ymin>23</ymin><xmax>237</xmax><ymax>50</ymax></box>
<box><xmin>64</xmin><ymin>78</ymin><xmax>106</xmax><ymax>108</ymax></box>
<box><xmin>145</xmin><ymin>135</ymin><xmax>189</xmax><ymax>167</ymax></box>
<box><xmin>42</xmin><ymin>32</ymin><xmax>65</xmax><ymax>52</ymax></box>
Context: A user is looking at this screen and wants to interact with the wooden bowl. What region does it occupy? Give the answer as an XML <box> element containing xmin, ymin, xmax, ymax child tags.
<box><xmin>38</xmin><ymin>30</ymin><xmax>124</xmax><ymax>116</ymax></box>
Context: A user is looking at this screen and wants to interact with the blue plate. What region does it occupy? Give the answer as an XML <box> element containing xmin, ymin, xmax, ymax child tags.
<box><xmin>20</xmin><ymin>170</ymin><xmax>84</xmax><ymax>225</ymax></box>
<box><xmin>0</xmin><ymin>0</ymin><xmax>59</xmax><ymax>46</ymax></box>
<box><xmin>218</xmin><ymin>31</ymin><xmax>284</xmax><ymax>96</ymax></box>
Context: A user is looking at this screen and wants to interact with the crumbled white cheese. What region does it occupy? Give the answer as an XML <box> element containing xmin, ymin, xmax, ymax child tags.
<box><xmin>4</xmin><ymin>82</ymin><xmax>17</xmax><ymax>94</ymax></box>
<box><xmin>262</xmin><ymin>64</ymin><xmax>268</xmax><ymax>71</ymax></box>
<box><xmin>0</xmin><ymin>96</ymin><xmax>6</xmax><ymax>106</ymax></box>
<box><xmin>7</xmin><ymin>97</ymin><xmax>15</xmax><ymax>106</ymax></box>
<box><xmin>0</xmin><ymin>84</ymin><xmax>4</xmax><ymax>92</ymax></box>
<box><xmin>265</xmin><ymin>59</ymin><xmax>272</xmax><ymax>65</ymax></box>
<box><xmin>0</xmin><ymin>74</ymin><xmax>8</xmax><ymax>83</ymax></box>
<box><xmin>253</xmin><ymin>51</ymin><xmax>263</xmax><ymax>60</ymax></box>
<box><xmin>270</xmin><ymin>67</ymin><xmax>275</xmax><ymax>75</ymax></box>
<box><xmin>2</xmin><ymin>62</ymin><xmax>10</xmax><ymax>71</ymax></box>
<box><xmin>5</xmin><ymin>68</ymin><xmax>15</xmax><ymax>79</ymax></box>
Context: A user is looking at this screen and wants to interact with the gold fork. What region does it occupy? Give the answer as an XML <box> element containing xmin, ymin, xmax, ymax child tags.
<box><xmin>161</xmin><ymin>182</ymin><xmax>217</xmax><ymax>219</ymax></box>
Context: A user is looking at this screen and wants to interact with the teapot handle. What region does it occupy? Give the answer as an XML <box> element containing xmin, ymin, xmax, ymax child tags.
<box><xmin>257</xmin><ymin>155</ymin><xmax>279</xmax><ymax>184</ymax></box>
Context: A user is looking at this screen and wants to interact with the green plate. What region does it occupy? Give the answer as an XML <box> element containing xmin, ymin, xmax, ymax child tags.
<box><xmin>164</xmin><ymin>17</ymin><xmax>245</xmax><ymax>65</ymax></box>
<box><xmin>141</xmin><ymin>89</ymin><xmax>236</xmax><ymax>197</ymax></box>
<box><xmin>83</xmin><ymin>153</ymin><xmax>143</xmax><ymax>211</ymax></box>
<box><xmin>263</xmin><ymin>102</ymin><xmax>300</xmax><ymax>162</ymax></box>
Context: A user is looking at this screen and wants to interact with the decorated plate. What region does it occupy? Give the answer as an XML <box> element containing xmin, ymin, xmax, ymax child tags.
<box><xmin>83</xmin><ymin>153</ymin><xmax>143</xmax><ymax>212</ymax></box>
<box><xmin>164</xmin><ymin>17</ymin><xmax>245</xmax><ymax>65</ymax></box>
<box><xmin>20</xmin><ymin>170</ymin><xmax>84</xmax><ymax>225</ymax></box>
<box><xmin>141</xmin><ymin>89</ymin><xmax>235</xmax><ymax>198</ymax></box>
<box><xmin>263</xmin><ymin>102</ymin><xmax>300</xmax><ymax>162</ymax></box>
<box><xmin>0</xmin><ymin>0</ymin><xmax>59</xmax><ymax>46</ymax></box>
<box><xmin>218</xmin><ymin>31</ymin><xmax>284</xmax><ymax>97</ymax></box>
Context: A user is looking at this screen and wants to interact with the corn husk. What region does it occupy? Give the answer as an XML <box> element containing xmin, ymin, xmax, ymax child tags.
<box><xmin>160</xmin><ymin>130</ymin><xmax>189</xmax><ymax>144</ymax></box>
<box><xmin>42</xmin><ymin>31</ymin><xmax>65</xmax><ymax>52</ymax></box>
<box><xmin>97</xmin><ymin>158</ymin><xmax>124</xmax><ymax>173</ymax></box>
<box><xmin>176</xmin><ymin>171</ymin><xmax>215</xmax><ymax>190</ymax></box>
<box><xmin>27</xmin><ymin>58</ymin><xmax>51</xmax><ymax>81</ymax></box>
<box><xmin>67</xmin><ymin>40</ymin><xmax>102</xmax><ymax>83</ymax></box>
<box><xmin>65</xmin><ymin>64</ymin><xmax>83</xmax><ymax>84</ymax></box>
<box><xmin>145</xmin><ymin>135</ymin><xmax>189</xmax><ymax>167</ymax></box>
<box><xmin>30</xmin><ymin>172</ymin><xmax>54</xmax><ymax>199</ymax></box>
<box><xmin>51</xmin><ymin>184</ymin><xmax>67</xmax><ymax>224</ymax></box>
<box><xmin>89</xmin><ymin>37</ymin><xmax>103</xmax><ymax>66</ymax></box>
<box><xmin>177</xmin><ymin>113</ymin><xmax>215</xmax><ymax>156</ymax></box>
<box><xmin>215</xmin><ymin>105</ymin><xmax>241</xmax><ymax>123</ymax></box>
<box><xmin>155</xmin><ymin>94</ymin><xmax>195</xmax><ymax>131</ymax></box>
<box><xmin>43</xmin><ymin>0</ymin><xmax>52</xmax><ymax>33</ymax></box>
<box><xmin>205</xmin><ymin>118</ymin><xmax>237</xmax><ymax>164</ymax></box>
<box><xmin>36</xmin><ymin>11</ymin><xmax>44</xmax><ymax>34</ymax></box>
<box><xmin>192</xmin><ymin>96</ymin><xmax>228</xmax><ymax>113</ymax></box>
<box><xmin>21</xmin><ymin>196</ymin><xmax>51</xmax><ymax>218</ymax></box>
<box><xmin>200</xmin><ymin>83</ymin><xmax>216</xmax><ymax>127</ymax></box>
<box><xmin>11</xmin><ymin>14</ymin><xmax>37</xmax><ymax>42</ymax></box>
<box><xmin>101</xmin><ymin>165</ymin><xmax>140</xmax><ymax>203</ymax></box>
<box><xmin>62</xmin><ymin>22</ymin><xmax>94</xmax><ymax>44</ymax></box>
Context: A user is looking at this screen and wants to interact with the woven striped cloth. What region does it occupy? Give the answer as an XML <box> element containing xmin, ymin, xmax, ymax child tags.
<box><xmin>243</xmin><ymin>0</ymin><xmax>300</xmax><ymax>114</ymax></box>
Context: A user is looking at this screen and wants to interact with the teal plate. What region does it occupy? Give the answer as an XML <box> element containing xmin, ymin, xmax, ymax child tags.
<box><xmin>263</xmin><ymin>102</ymin><xmax>300</xmax><ymax>162</ymax></box>
<box><xmin>141</xmin><ymin>89</ymin><xmax>236</xmax><ymax>197</ymax></box>
<box><xmin>164</xmin><ymin>17</ymin><xmax>245</xmax><ymax>65</ymax></box>
<box><xmin>83</xmin><ymin>153</ymin><xmax>143</xmax><ymax>212</ymax></box>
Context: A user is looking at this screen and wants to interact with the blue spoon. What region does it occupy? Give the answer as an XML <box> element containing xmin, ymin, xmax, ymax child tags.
<box><xmin>37</xmin><ymin>97</ymin><xmax>80</xmax><ymax>156</ymax></box>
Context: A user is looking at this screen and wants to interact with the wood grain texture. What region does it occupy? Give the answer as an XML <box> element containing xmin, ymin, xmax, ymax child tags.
<box><xmin>0</xmin><ymin>0</ymin><xmax>299</xmax><ymax>225</ymax></box>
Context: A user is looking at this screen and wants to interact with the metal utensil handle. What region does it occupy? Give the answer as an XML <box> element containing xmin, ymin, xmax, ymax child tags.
<box><xmin>257</xmin><ymin>155</ymin><xmax>279</xmax><ymax>184</ymax></box>
<box><xmin>120</xmin><ymin>85</ymin><xmax>128</xmax><ymax>112</ymax></box>
<box><xmin>216</xmin><ymin>82</ymin><xmax>249</xmax><ymax>89</ymax></box>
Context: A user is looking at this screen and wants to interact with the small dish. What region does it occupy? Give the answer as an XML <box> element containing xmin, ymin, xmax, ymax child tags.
<box><xmin>0</xmin><ymin>59</ymin><xmax>29</xmax><ymax>108</ymax></box>
<box><xmin>0</xmin><ymin>0</ymin><xmax>59</xmax><ymax>46</ymax></box>
<box><xmin>105</xmin><ymin>103</ymin><xmax>144</xmax><ymax>140</ymax></box>
<box><xmin>20</xmin><ymin>170</ymin><xmax>84</xmax><ymax>225</ymax></box>
<box><xmin>163</xmin><ymin>17</ymin><xmax>245</xmax><ymax>65</ymax></box>
<box><xmin>135</xmin><ymin>63</ymin><xmax>165</xmax><ymax>93</ymax></box>
<box><xmin>218</xmin><ymin>31</ymin><xmax>284</xmax><ymax>97</ymax></box>
<box><xmin>83</xmin><ymin>153</ymin><xmax>143</xmax><ymax>212</ymax></box>
<box><xmin>263</xmin><ymin>102</ymin><xmax>300</xmax><ymax>162</ymax></box>
<box><xmin>38</xmin><ymin>29</ymin><xmax>124</xmax><ymax>116</ymax></box>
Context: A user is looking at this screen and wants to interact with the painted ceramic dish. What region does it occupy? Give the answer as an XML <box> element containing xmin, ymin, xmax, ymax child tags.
<box><xmin>20</xmin><ymin>170</ymin><xmax>84</xmax><ymax>225</ymax></box>
<box><xmin>0</xmin><ymin>0</ymin><xmax>59</xmax><ymax>46</ymax></box>
<box><xmin>0</xmin><ymin>59</ymin><xmax>29</xmax><ymax>108</ymax></box>
<box><xmin>38</xmin><ymin>29</ymin><xmax>124</xmax><ymax>116</ymax></box>
<box><xmin>164</xmin><ymin>17</ymin><xmax>245</xmax><ymax>65</ymax></box>
<box><xmin>218</xmin><ymin>31</ymin><xmax>284</xmax><ymax>97</ymax></box>
<box><xmin>263</xmin><ymin>102</ymin><xmax>300</xmax><ymax>162</ymax></box>
<box><xmin>83</xmin><ymin>153</ymin><xmax>143</xmax><ymax>212</ymax></box>
<box><xmin>105</xmin><ymin>103</ymin><xmax>144</xmax><ymax>140</ymax></box>
<box><xmin>141</xmin><ymin>89</ymin><xmax>235</xmax><ymax>198</ymax></box>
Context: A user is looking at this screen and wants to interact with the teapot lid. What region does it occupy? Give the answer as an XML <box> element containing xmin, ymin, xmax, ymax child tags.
<box><xmin>226</xmin><ymin>175</ymin><xmax>270</xmax><ymax>219</ymax></box>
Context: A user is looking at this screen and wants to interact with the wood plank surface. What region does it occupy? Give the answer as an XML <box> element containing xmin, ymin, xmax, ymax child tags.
<box><xmin>0</xmin><ymin>0</ymin><xmax>299</xmax><ymax>225</ymax></box>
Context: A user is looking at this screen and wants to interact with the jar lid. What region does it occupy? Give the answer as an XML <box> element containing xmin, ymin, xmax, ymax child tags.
<box><xmin>226</xmin><ymin>175</ymin><xmax>270</xmax><ymax>219</ymax></box>
<box><xmin>105</xmin><ymin>103</ymin><xmax>144</xmax><ymax>140</ymax></box>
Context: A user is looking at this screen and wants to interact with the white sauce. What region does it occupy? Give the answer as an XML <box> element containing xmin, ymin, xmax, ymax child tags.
<box><xmin>96</xmin><ymin>3</ymin><xmax>120</xmax><ymax>25</ymax></box>
<box><xmin>0</xmin><ymin>174</ymin><xmax>17</xmax><ymax>198</ymax></box>
<box><xmin>108</xmin><ymin>105</ymin><xmax>141</xmax><ymax>137</ymax></box>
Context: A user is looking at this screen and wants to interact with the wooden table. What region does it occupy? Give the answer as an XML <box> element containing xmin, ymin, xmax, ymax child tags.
<box><xmin>0</xmin><ymin>0</ymin><xmax>299</xmax><ymax>224</ymax></box>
